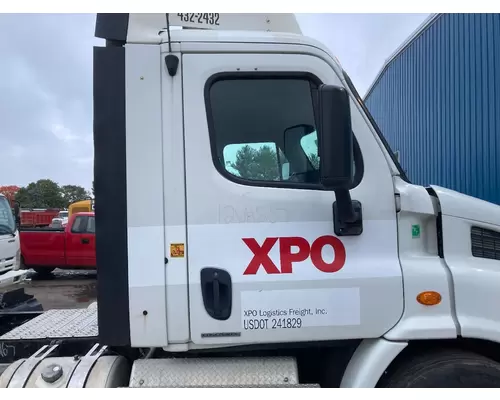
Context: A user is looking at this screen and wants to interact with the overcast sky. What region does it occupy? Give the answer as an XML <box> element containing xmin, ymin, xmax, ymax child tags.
<box><xmin>0</xmin><ymin>13</ymin><xmax>429</xmax><ymax>190</ymax></box>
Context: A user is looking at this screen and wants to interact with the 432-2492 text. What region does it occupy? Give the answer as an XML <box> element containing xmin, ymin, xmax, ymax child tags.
<box><xmin>176</xmin><ymin>14</ymin><xmax>220</xmax><ymax>26</ymax></box>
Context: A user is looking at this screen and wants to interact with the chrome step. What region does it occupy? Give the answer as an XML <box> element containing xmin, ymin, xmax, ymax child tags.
<box><xmin>129</xmin><ymin>357</ymin><xmax>309</xmax><ymax>388</ymax></box>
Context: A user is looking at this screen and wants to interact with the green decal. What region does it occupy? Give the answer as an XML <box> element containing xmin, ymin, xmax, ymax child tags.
<box><xmin>412</xmin><ymin>224</ymin><xmax>421</xmax><ymax>239</ymax></box>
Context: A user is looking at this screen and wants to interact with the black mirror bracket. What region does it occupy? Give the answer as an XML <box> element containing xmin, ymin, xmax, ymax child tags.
<box><xmin>333</xmin><ymin>189</ymin><xmax>363</xmax><ymax>236</ymax></box>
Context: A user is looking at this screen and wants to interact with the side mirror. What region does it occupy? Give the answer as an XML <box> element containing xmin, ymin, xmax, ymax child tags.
<box><xmin>317</xmin><ymin>84</ymin><xmax>354</xmax><ymax>189</ymax></box>
<box><xmin>317</xmin><ymin>84</ymin><xmax>362</xmax><ymax>237</ymax></box>
<box><xmin>13</xmin><ymin>201</ymin><xmax>21</xmax><ymax>227</ymax></box>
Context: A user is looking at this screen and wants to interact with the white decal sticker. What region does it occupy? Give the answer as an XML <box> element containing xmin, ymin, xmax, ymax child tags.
<box><xmin>240</xmin><ymin>288</ymin><xmax>360</xmax><ymax>331</ymax></box>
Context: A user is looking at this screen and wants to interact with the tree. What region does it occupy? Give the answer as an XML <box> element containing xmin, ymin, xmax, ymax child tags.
<box><xmin>229</xmin><ymin>140</ymin><xmax>322</xmax><ymax>182</ymax></box>
<box><xmin>0</xmin><ymin>185</ymin><xmax>20</xmax><ymax>204</ymax></box>
<box><xmin>15</xmin><ymin>179</ymin><xmax>65</xmax><ymax>209</ymax></box>
<box><xmin>91</xmin><ymin>180</ymin><xmax>95</xmax><ymax>197</ymax></box>
<box><xmin>61</xmin><ymin>185</ymin><xmax>90</xmax><ymax>208</ymax></box>
<box><xmin>308</xmin><ymin>139</ymin><xmax>320</xmax><ymax>169</ymax></box>
<box><xmin>230</xmin><ymin>145</ymin><xmax>280</xmax><ymax>181</ymax></box>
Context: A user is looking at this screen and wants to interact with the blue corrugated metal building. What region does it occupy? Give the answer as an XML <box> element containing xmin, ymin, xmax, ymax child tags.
<box><xmin>365</xmin><ymin>13</ymin><xmax>500</xmax><ymax>204</ymax></box>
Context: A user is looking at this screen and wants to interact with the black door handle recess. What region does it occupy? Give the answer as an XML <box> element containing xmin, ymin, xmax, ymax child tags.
<box><xmin>200</xmin><ymin>268</ymin><xmax>232</xmax><ymax>321</ymax></box>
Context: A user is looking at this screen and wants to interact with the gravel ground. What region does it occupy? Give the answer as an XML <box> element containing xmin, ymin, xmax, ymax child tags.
<box><xmin>5</xmin><ymin>269</ymin><xmax>97</xmax><ymax>310</ymax></box>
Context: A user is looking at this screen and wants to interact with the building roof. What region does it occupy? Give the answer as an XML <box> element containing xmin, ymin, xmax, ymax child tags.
<box><xmin>364</xmin><ymin>13</ymin><xmax>443</xmax><ymax>100</ymax></box>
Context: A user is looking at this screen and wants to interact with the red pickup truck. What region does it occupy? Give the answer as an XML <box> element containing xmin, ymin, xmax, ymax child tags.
<box><xmin>19</xmin><ymin>212</ymin><xmax>96</xmax><ymax>276</ymax></box>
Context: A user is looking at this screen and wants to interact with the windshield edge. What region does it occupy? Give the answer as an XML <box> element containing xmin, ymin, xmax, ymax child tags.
<box><xmin>0</xmin><ymin>196</ymin><xmax>16</xmax><ymax>234</ymax></box>
<box><xmin>342</xmin><ymin>70</ymin><xmax>410</xmax><ymax>183</ymax></box>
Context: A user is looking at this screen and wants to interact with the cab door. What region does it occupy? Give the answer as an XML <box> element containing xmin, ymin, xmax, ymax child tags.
<box><xmin>182</xmin><ymin>51</ymin><xmax>403</xmax><ymax>346</ymax></box>
<box><xmin>66</xmin><ymin>214</ymin><xmax>95</xmax><ymax>267</ymax></box>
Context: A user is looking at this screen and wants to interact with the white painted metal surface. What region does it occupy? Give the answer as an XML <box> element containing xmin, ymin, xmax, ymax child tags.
<box><xmin>385</xmin><ymin>177</ymin><xmax>458</xmax><ymax>340</ymax></box>
<box><xmin>181</xmin><ymin>51</ymin><xmax>403</xmax><ymax>347</ymax></box>
<box><xmin>340</xmin><ymin>338</ymin><xmax>408</xmax><ymax>388</ymax></box>
<box><xmin>168</xmin><ymin>13</ymin><xmax>302</xmax><ymax>34</ymax></box>
<box><xmin>0</xmin><ymin>270</ymin><xmax>26</xmax><ymax>290</ymax></box>
<box><xmin>126</xmin><ymin>13</ymin><xmax>301</xmax><ymax>44</ymax></box>
<box><xmin>0</xmin><ymin>194</ymin><xmax>20</xmax><ymax>276</ymax></box>
<box><xmin>431</xmin><ymin>185</ymin><xmax>500</xmax><ymax>344</ymax></box>
<box><xmin>125</xmin><ymin>43</ymin><xmax>167</xmax><ymax>348</ymax></box>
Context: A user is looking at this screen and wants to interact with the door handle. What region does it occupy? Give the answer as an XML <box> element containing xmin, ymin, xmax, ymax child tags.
<box><xmin>81</xmin><ymin>238</ymin><xmax>90</xmax><ymax>244</ymax></box>
<box><xmin>200</xmin><ymin>268</ymin><xmax>232</xmax><ymax>321</ymax></box>
<box><xmin>213</xmin><ymin>278</ymin><xmax>220</xmax><ymax>313</ymax></box>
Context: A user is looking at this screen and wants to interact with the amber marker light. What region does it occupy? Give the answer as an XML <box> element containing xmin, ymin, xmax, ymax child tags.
<box><xmin>417</xmin><ymin>291</ymin><xmax>442</xmax><ymax>306</ymax></box>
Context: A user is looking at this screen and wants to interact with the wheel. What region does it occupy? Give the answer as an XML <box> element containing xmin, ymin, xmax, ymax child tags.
<box><xmin>33</xmin><ymin>267</ymin><xmax>55</xmax><ymax>278</ymax></box>
<box><xmin>380</xmin><ymin>349</ymin><xmax>500</xmax><ymax>388</ymax></box>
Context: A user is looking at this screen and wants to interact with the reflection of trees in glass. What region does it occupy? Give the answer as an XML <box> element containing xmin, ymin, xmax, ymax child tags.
<box><xmin>229</xmin><ymin>144</ymin><xmax>280</xmax><ymax>181</ymax></box>
<box><xmin>300</xmin><ymin>132</ymin><xmax>320</xmax><ymax>170</ymax></box>
<box><xmin>228</xmin><ymin>139</ymin><xmax>320</xmax><ymax>181</ymax></box>
<box><xmin>308</xmin><ymin>139</ymin><xmax>320</xmax><ymax>169</ymax></box>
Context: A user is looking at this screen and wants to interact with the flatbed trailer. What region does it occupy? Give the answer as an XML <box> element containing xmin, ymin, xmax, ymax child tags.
<box><xmin>0</xmin><ymin>304</ymin><xmax>98</xmax><ymax>365</ymax></box>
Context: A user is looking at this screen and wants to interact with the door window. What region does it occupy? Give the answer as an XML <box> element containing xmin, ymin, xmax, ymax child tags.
<box><xmin>70</xmin><ymin>215</ymin><xmax>95</xmax><ymax>234</ymax></box>
<box><xmin>206</xmin><ymin>75</ymin><xmax>362</xmax><ymax>188</ymax></box>
<box><xmin>71</xmin><ymin>215</ymin><xmax>88</xmax><ymax>233</ymax></box>
<box><xmin>86</xmin><ymin>216</ymin><xmax>95</xmax><ymax>233</ymax></box>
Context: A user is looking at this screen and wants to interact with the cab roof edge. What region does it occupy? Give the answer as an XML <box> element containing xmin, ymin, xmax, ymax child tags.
<box><xmin>95</xmin><ymin>13</ymin><xmax>302</xmax><ymax>43</ymax></box>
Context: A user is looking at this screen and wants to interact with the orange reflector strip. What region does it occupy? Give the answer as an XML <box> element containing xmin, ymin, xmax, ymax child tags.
<box><xmin>417</xmin><ymin>291</ymin><xmax>442</xmax><ymax>306</ymax></box>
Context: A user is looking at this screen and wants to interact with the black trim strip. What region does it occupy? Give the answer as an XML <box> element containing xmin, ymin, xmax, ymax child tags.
<box><xmin>425</xmin><ymin>187</ymin><xmax>444</xmax><ymax>258</ymax></box>
<box><xmin>95</xmin><ymin>13</ymin><xmax>129</xmax><ymax>44</ymax></box>
<box><xmin>93</xmin><ymin>45</ymin><xmax>130</xmax><ymax>346</ymax></box>
<box><xmin>203</xmin><ymin>71</ymin><xmax>364</xmax><ymax>191</ymax></box>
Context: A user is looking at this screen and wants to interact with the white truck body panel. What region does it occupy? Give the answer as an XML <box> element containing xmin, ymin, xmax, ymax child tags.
<box><xmin>124</xmin><ymin>13</ymin><xmax>303</xmax><ymax>44</ymax></box>
<box><xmin>182</xmin><ymin>51</ymin><xmax>403</xmax><ymax>345</ymax></box>
<box><xmin>118</xmin><ymin>21</ymin><xmax>500</xmax><ymax>350</ymax></box>
<box><xmin>0</xmin><ymin>194</ymin><xmax>23</xmax><ymax>287</ymax></box>
<box><xmin>121</xmin><ymin>31</ymin><xmax>410</xmax><ymax>348</ymax></box>
<box><xmin>430</xmin><ymin>185</ymin><xmax>500</xmax><ymax>344</ymax></box>
<box><xmin>385</xmin><ymin>178</ymin><xmax>458</xmax><ymax>340</ymax></box>
<box><xmin>125</xmin><ymin>43</ymin><xmax>168</xmax><ymax>348</ymax></box>
<box><xmin>0</xmin><ymin>269</ymin><xmax>26</xmax><ymax>290</ymax></box>
<box><xmin>0</xmin><ymin>233</ymin><xmax>19</xmax><ymax>275</ymax></box>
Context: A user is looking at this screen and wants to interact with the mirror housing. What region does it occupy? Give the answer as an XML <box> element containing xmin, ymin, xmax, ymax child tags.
<box><xmin>12</xmin><ymin>201</ymin><xmax>20</xmax><ymax>228</ymax></box>
<box><xmin>317</xmin><ymin>84</ymin><xmax>354</xmax><ymax>189</ymax></box>
<box><xmin>317</xmin><ymin>84</ymin><xmax>362</xmax><ymax>236</ymax></box>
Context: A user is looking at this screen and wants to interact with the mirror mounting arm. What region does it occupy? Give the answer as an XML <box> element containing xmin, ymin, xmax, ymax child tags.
<box><xmin>333</xmin><ymin>188</ymin><xmax>363</xmax><ymax>236</ymax></box>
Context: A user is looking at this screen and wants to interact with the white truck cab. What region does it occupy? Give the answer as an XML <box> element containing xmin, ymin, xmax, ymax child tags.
<box><xmin>2</xmin><ymin>13</ymin><xmax>500</xmax><ymax>388</ymax></box>
<box><xmin>0</xmin><ymin>194</ymin><xmax>25</xmax><ymax>289</ymax></box>
<box><xmin>51</xmin><ymin>210</ymin><xmax>69</xmax><ymax>228</ymax></box>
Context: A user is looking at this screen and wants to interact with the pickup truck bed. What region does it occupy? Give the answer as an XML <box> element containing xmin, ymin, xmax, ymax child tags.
<box><xmin>20</xmin><ymin>212</ymin><xmax>96</xmax><ymax>273</ymax></box>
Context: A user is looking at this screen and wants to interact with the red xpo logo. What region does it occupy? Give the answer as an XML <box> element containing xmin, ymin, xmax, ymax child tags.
<box><xmin>242</xmin><ymin>235</ymin><xmax>346</xmax><ymax>275</ymax></box>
